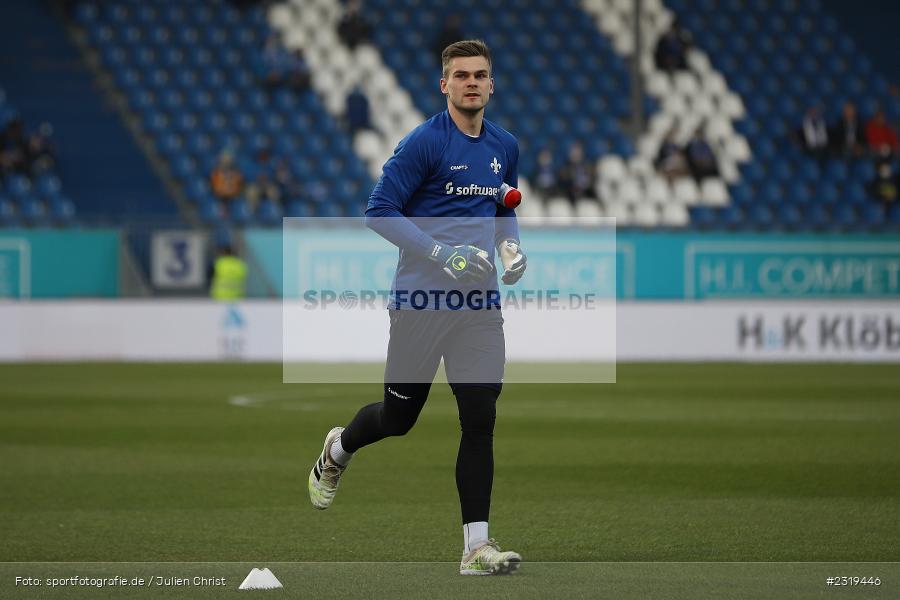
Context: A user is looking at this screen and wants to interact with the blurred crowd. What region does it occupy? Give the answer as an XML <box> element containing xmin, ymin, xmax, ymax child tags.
<box><xmin>797</xmin><ymin>102</ymin><xmax>899</xmax><ymax>206</ymax></box>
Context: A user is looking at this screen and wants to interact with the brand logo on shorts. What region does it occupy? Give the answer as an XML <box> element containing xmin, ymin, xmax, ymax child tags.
<box><xmin>450</xmin><ymin>164</ymin><xmax>468</xmax><ymax>170</ymax></box>
<box><xmin>387</xmin><ymin>387</ymin><xmax>411</xmax><ymax>400</ymax></box>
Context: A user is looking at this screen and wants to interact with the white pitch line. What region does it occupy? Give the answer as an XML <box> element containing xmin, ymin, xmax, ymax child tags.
<box><xmin>228</xmin><ymin>388</ymin><xmax>341</xmax><ymax>411</ymax></box>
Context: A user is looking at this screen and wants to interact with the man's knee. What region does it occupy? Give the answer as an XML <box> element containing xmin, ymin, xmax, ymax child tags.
<box><xmin>454</xmin><ymin>385</ymin><xmax>498</xmax><ymax>435</ymax></box>
<box><xmin>381</xmin><ymin>383</ymin><xmax>428</xmax><ymax>436</ymax></box>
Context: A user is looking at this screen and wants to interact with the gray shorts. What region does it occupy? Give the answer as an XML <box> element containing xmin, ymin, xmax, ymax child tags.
<box><xmin>383</xmin><ymin>308</ymin><xmax>505</xmax><ymax>392</ymax></box>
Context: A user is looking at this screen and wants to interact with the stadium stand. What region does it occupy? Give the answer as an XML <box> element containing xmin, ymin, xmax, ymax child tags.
<box><xmin>357</xmin><ymin>0</ymin><xmax>649</xmax><ymax>222</ymax></box>
<box><xmin>2</xmin><ymin>0</ymin><xmax>898</xmax><ymax>232</ymax></box>
<box><xmin>73</xmin><ymin>0</ymin><xmax>373</xmax><ymax>224</ymax></box>
<box><xmin>0</xmin><ymin>94</ymin><xmax>76</xmax><ymax>227</ymax></box>
<box><xmin>0</xmin><ymin>0</ymin><xmax>172</xmax><ymax>223</ymax></box>
<box><xmin>667</xmin><ymin>0</ymin><xmax>900</xmax><ymax>230</ymax></box>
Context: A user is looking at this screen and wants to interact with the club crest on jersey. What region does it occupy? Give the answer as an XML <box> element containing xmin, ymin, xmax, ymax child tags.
<box><xmin>490</xmin><ymin>157</ymin><xmax>501</xmax><ymax>174</ymax></box>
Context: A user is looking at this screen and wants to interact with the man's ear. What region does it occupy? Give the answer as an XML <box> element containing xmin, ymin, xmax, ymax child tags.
<box><xmin>440</xmin><ymin>78</ymin><xmax>448</xmax><ymax>95</ymax></box>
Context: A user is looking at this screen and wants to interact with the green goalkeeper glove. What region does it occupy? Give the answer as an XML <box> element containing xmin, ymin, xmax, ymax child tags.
<box><xmin>498</xmin><ymin>239</ymin><xmax>527</xmax><ymax>284</ymax></box>
<box><xmin>430</xmin><ymin>243</ymin><xmax>494</xmax><ymax>284</ymax></box>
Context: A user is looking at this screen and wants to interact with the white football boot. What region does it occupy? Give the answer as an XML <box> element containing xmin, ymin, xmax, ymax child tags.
<box><xmin>308</xmin><ymin>427</ymin><xmax>346</xmax><ymax>510</ymax></box>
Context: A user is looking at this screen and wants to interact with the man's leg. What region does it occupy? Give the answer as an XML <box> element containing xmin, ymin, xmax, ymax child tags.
<box><xmin>339</xmin><ymin>382</ymin><xmax>431</xmax><ymax>452</ymax></box>
<box><xmin>453</xmin><ymin>384</ymin><xmax>497</xmax><ymax>541</ymax></box>
<box><xmin>445</xmin><ymin>310</ymin><xmax>520</xmax><ymax>574</ymax></box>
<box><xmin>308</xmin><ymin>309</ymin><xmax>445</xmax><ymax>509</ymax></box>
<box><xmin>341</xmin><ymin>308</ymin><xmax>448</xmax><ymax>451</ymax></box>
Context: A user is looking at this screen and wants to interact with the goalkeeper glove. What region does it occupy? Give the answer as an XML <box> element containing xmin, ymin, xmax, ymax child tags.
<box><xmin>430</xmin><ymin>243</ymin><xmax>494</xmax><ymax>284</ymax></box>
<box><xmin>498</xmin><ymin>239</ymin><xmax>527</xmax><ymax>284</ymax></box>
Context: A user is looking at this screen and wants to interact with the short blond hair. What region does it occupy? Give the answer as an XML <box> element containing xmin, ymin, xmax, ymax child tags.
<box><xmin>441</xmin><ymin>39</ymin><xmax>492</xmax><ymax>78</ymax></box>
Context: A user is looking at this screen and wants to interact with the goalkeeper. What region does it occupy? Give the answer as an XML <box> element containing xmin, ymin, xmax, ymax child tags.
<box><xmin>307</xmin><ymin>40</ymin><xmax>527</xmax><ymax>575</ymax></box>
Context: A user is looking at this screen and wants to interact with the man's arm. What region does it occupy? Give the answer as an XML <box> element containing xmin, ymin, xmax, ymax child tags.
<box><xmin>495</xmin><ymin>139</ymin><xmax>526</xmax><ymax>284</ymax></box>
<box><xmin>365</xmin><ymin>130</ymin><xmax>493</xmax><ymax>282</ymax></box>
<box><xmin>364</xmin><ymin>206</ymin><xmax>443</xmax><ymax>260</ymax></box>
<box><xmin>365</xmin><ymin>129</ymin><xmax>442</xmax><ymax>257</ymax></box>
<box><xmin>494</xmin><ymin>139</ymin><xmax>521</xmax><ymax>247</ymax></box>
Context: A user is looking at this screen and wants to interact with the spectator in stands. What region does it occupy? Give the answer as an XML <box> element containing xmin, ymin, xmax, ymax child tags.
<box><xmin>0</xmin><ymin>117</ymin><xmax>28</xmax><ymax>176</ymax></box>
<box><xmin>210</xmin><ymin>150</ymin><xmax>244</xmax><ymax>201</ymax></box>
<box><xmin>434</xmin><ymin>14</ymin><xmax>465</xmax><ymax>65</ymax></box>
<box><xmin>684</xmin><ymin>125</ymin><xmax>719</xmax><ymax>181</ymax></box>
<box><xmin>829</xmin><ymin>101</ymin><xmax>865</xmax><ymax>159</ymax></box>
<box><xmin>337</xmin><ymin>0</ymin><xmax>371</xmax><ymax>50</ymax></box>
<box><xmin>245</xmin><ymin>170</ymin><xmax>282</xmax><ymax>211</ymax></box>
<box><xmin>557</xmin><ymin>141</ymin><xmax>597</xmax><ymax>205</ymax></box>
<box><xmin>259</xmin><ymin>33</ymin><xmax>293</xmax><ymax>88</ymax></box>
<box><xmin>286</xmin><ymin>49</ymin><xmax>311</xmax><ymax>91</ymax></box>
<box><xmin>273</xmin><ymin>157</ymin><xmax>303</xmax><ymax>204</ymax></box>
<box><xmin>533</xmin><ymin>148</ymin><xmax>559</xmax><ymax>199</ymax></box>
<box><xmin>655</xmin><ymin>126</ymin><xmax>691</xmax><ymax>181</ymax></box>
<box><xmin>866</xmin><ymin>161</ymin><xmax>899</xmax><ymax>206</ymax></box>
<box><xmin>654</xmin><ymin>18</ymin><xmax>692</xmax><ymax>73</ymax></box>
<box><xmin>345</xmin><ymin>86</ymin><xmax>372</xmax><ymax>134</ymax></box>
<box><xmin>230</xmin><ymin>0</ymin><xmax>263</xmax><ymax>10</ymax></box>
<box><xmin>25</xmin><ymin>122</ymin><xmax>56</xmax><ymax>175</ymax></box>
<box><xmin>799</xmin><ymin>105</ymin><xmax>829</xmax><ymax>164</ymax></box>
<box><xmin>259</xmin><ymin>34</ymin><xmax>310</xmax><ymax>92</ymax></box>
<box><xmin>865</xmin><ymin>108</ymin><xmax>899</xmax><ymax>157</ymax></box>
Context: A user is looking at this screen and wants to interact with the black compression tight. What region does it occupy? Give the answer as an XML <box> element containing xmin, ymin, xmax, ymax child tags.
<box><xmin>338</xmin><ymin>383</ymin><xmax>499</xmax><ymax>524</ymax></box>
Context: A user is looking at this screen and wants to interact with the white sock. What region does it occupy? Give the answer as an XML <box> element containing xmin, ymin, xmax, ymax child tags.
<box><xmin>463</xmin><ymin>521</ymin><xmax>489</xmax><ymax>554</ymax></box>
<box><xmin>329</xmin><ymin>434</ymin><xmax>353</xmax><ymax>466</ymax></box>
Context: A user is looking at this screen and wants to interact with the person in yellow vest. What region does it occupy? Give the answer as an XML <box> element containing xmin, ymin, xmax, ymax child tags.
<box><xmin>210</xmin><ymin>245</ymin><xmax>247</xmax><ymax>301</ymax></box>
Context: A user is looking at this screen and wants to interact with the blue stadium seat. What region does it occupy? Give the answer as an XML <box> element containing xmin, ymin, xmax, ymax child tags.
<box><xmin>161</xmin><ymin>89</ymin><xmax>185</xmax><ymax>111</ymax></box>
<box><xmin>0</xmin><ymin>196</ymin><xmax>17</xmax><ymax>227</ymax></box>
<box><xmin>785</xmin><ymin>182</ymin><xmax>811</xmax><ymax>204</ymax></box>
<box><xmin>718</xmin><ymin>204</ymin><xmax>744</xmax><ymax>229</ymax></box>
<box><xmin>731</xmin><ymin>185</ymin><xmax>754</xmax><ymax>206</ymax></box>
<box><xmin>156</xmin><ymin>131</ymin><xmax>183</xmax><ymax>157</ymax></box>
<box><xmin>74</xmin><ymin>2</ymin><xmax>98</xmax><ymax>25</ymax></box>
<box><xmin>35</xmin><ymin>174</ymin><xmax>62</xmax><ymax>200</ymax></box>
<box><xmin>805</xmin><ymin>204</ymin><xmax>831</xmax><ymax>230</ymax></box>
<box><xmin>852</xmin><ymin>160</ymin><xmax>876</xmax><ymax>181</ymax></box>
<box><xmin>229</xmin><ymin>198</ymin><xmax>252</xmax><ymax>225</ymax></box>
<box><xmin>256</xmin><ymin>199</ymin><xmax>283</xmax><ymax>226</ymax></box>
<box><xmin>7</xmin><ymin>175</ymin><xmax>32</xmax><ymax>200</ymax></box>
<box><xmin>49</xmin><ymin>195</ymin><xmax>76</xmax><ymax>225</ymax></box>
<box><xmin>189</xmin><ymin>47</ymin><xmax>213</xmax><ymax>68</ymax></box>
<box><xmin>129</xmin><ymin>88</ymin><xmax>155</xmax><ymax>111</ymax></box>
<box><xmin>19</xmin><ymin>197</ymin><xmax>48</xmax><ymax>225</ymax></box>
<box><xmin>832</xmin><ymin>204</ymin><xmax>858</xmax><ymax>229</ymax></box>
<box><xmin>844</xmin><ymin>185</ymin><xmax>867</xmax><ymax>205</ymax></box>
<box><xmin>317</xmin><ymin>202</ymin><xmax>344</xmax><ymax>218</ymax></box>
<box><xmin>286</xmin><ymin>200</ymin><xmax>314</xmax><ymax>218</ymax></box>
<box><xmin>198</xmin><ymin>197</ymin><xmax>224</xmax><ymax>224</ymax></box>
<box><xmin>824</xmin><ymin>160</ymin><xmax>848</xmax><ymax>183</ymax></box>
<box><xmin>690</xmin><ymin>206</ymin><xmax>716</xmax><ymax>229</ymax></box>
<box><xmin>748</xmin><ymin>203</ymin><xmax>774</xmax><ymax>228</ymax></box>
<box><xmin>815</xmin><ymin>182</ymin><xmax>840</xmax><ymax>205</ymax></box>
<box><xmin>860</xmin><ymin>203</ymin><xmax>885</xmax><ymax>229</ymax></box>
<box><xmin>170</xmin><ymin>155</ymin><xmax>197</xmax><ymax>181</ymax></box>
<box><xmin>777</xmin><ymin>203</ymin><xmax>803</xmax><ymax>229</ymax></box>
<box><xmin>888</xmin><ymin>203</ymin><xmax>900</xmax><ymax>229</ymax></box>
<box><xmin>185</xmin><ymin>177</ymin><xmax>211</xmax><ymax>204</ymax></box>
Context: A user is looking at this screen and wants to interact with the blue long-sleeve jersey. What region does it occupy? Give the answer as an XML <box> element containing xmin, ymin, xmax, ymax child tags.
<box><xmin>365</xmin><ymin>110</ymin><xmax>520</xmax><ymax>309</ymax></box>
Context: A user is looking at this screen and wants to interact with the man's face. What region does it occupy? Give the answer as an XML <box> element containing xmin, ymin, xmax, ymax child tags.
<box><xmin>440</xmin><ymin>56</ymin><xmax>493</xmax><ymax>114</ymax></box>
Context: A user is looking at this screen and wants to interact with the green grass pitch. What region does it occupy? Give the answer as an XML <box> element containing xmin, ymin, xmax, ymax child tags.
<box><xmin>1</xmin><ymin>363</ymin><xmax>898</xmax><ymax>599</ymax></box>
